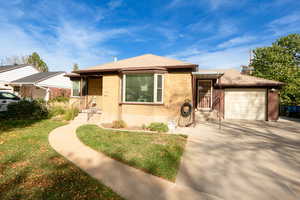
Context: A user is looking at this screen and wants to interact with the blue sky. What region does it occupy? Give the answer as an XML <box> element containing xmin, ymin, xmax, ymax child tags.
<box><xmin>0</xmin><ymin>0</ymin><xmax>300</xmax><ymax>71</ymax></box>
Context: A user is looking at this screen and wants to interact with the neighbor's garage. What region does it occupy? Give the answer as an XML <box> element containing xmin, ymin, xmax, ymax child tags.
<box><xmin>224</xmin><ymin>88</ymin><xmax>266</xmax><ymax>120</ymax></box>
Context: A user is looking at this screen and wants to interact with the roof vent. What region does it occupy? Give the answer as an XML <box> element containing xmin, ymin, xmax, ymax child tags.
<box><xmin>113</xmin><ymin>56</ymin><xmax>118</xmax><ymax>62</ymax></box>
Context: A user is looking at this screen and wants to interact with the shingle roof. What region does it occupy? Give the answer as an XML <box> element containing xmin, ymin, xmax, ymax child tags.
<box><xmin>198</xmin><ymin>69</ymin><xmax>284</xmax><ymax>87</ymax></box>
<box><xmin>11</xmin><ymin>72</ymin><xmax>64</xmax><ymax>84</ymax></box>
<box><xmin>74</xmin><ymin>54</ymin><xmax>198</xmax><ymax>73</ymax></box>
<box><xmin>64</xmin><ymin>72</ymin><xmax>80</xmax><ymax>78</ymax></box>
<box><xmin>0</xmin><ymin>64</ymin><xmax>29</xmax><ymax>73</ymax></box>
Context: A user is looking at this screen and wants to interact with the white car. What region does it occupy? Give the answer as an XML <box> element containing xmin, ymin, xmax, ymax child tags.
<box><xmin>0</xmin><ymin>91</ymin><xmax>21</xmax><ymax>112</ymax></box>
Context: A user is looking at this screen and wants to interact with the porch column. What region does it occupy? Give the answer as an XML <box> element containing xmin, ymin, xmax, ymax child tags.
<box><xmin>192</xmin><ymin>75</ymin><xmax>197</xmax><ymax>125</ymax></box>
<box><xmin>85</xmin><ymin>76</ymin><xmax>88</xmax><ymax>109</ymax></box>
<box><xmin>80</xmin><ymin>76</ymin><xmax>83</xmax><ymax>109</ymax></box>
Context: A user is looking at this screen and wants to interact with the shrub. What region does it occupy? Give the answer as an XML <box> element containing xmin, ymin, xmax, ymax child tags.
<box><xmin>64</xmin><ymin>107</ymin><xmax>79</xmax><ymax>121</ymax></box>
<box><xmin>35</xmin><ymin>98</ymin><xmax>46</xmax><ymax>105</ymax></box>
<box><xmin>49</xmin><ymin>106</ymin><xmax>66</xmax><ymax>117</ymax></box>
<box><xmin>49</xmin><ymin>96</ymin><xmax>69</xmax><ymax>103</ymax></box>
<box><xmin>147</xmin><ymin>122</ymin><xmax>169</xmax><ymax>133</ymax></box>
<box><xmin>112</xmin><ymin>120</ymin><xmax>126</xmax><ymax>128</ymax></box>
<box><xmin>141</xmin><ymin>124</ymin><xmax>147</xmax><ymax>130</ymax></box>
<box><xmin>6</xmin><ymin>100</ymin><xmax>49</xmax><ymax>120</ymax></box>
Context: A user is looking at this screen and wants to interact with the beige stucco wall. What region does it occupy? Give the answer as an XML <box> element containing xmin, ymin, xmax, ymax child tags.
<box><xmin>70</xmin><ymin>72</ymin><xmax>193</xmax><ymax>126</ymax></box>
<box><xmin>101</xmin><ymin>75</ymin><xmax>121</xmax><ymax>123</ymax></box>
<box><xmin>69</xmin><ymin>97</ymin><xmax>81</xmax><ymax>108</ymax></box>
<box><xmin>120</xmin><ymin>72</ymin><xmax>192</xmax><ymax>126</ymax></box>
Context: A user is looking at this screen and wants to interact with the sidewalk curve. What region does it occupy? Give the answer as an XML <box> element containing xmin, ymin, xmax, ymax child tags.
<box><xmin>48</xmin><ymin>122</ymin><xmax>217</xmax><ymax>200</ymax></box>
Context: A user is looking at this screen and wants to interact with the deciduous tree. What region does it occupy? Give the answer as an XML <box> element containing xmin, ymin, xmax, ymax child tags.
<box><xmin>251</xmin><ymin>34</ymin><xmax>300</xmax><ymax>105</ymax></box>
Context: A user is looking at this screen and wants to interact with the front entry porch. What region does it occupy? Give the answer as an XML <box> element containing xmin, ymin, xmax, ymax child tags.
<box><xmin>70</xmin><ymin>75</ymin><xmax>103</xmax><ymax>110</ymax></box>
<box><xmin>70</xmin><ymin>75</ymin><xmax>103</xmax><ymax>122</ymax></box>
<box><xmin>192</xmin><ymin>72</ymin><xmax>224</xmax><ymax>123</ymax></box>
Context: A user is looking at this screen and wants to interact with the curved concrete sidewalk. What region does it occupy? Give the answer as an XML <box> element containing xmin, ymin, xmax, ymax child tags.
<box><xmin>48</xmin><ymin>122</ymin><xmax>216</xmax><ymax>200</ymax></box>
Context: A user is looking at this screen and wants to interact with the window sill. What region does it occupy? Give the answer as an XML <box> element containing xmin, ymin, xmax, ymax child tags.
<box><xmin>71</xmin><ymin>96</ymin><xmax>81</xmax><ymax>98</ymax></box>
<box><xmin>119</xmin><ymin>102</ymin><xmax>164</xmax><ymax>106</ymax></box>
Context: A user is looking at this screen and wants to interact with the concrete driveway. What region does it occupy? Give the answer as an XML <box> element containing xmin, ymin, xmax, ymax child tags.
<box><xmin>175</xmin><ymin>118</ymin><xmax>300</xmax><ymax>200</ymax></box>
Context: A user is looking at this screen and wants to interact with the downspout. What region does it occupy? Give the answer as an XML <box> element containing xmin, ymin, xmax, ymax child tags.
<box><xmin>218</xmin><ymin>77</ymin><xmax>222</xmax><ymax>130</ymax></box>
<box><xmin>80</xmin><ymin>76</ymin><xmax>83</xmax><ymax>110</ymax></box>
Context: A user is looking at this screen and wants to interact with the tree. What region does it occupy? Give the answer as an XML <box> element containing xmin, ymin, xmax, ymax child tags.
<box><xmin>0</xmin><ymin>52</ymin><xmax>49</xmax><ymax>72</ymax></box>
<box><xmin>73</xmin><ymin>63</ymin><xmax>79</xmax><ymax>71</ymax></box>
<box><xmin>0</xmin><ymin>55</ymin><xmax>27</xmax><ymax>66</ymax></box>
<box><xmin>27</xmin><ymin>52</ymin><xmax>48</xmax><ymax>72</ymax></box>
<box><xmin>251</xmin><ymin>34</ymin><xmax>300</xmax><ymax>105</ymax></box>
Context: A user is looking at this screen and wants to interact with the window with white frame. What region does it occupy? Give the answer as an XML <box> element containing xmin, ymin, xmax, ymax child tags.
<box><xmin>123</xmin><ymin>74</ymin><xmax>164</xmax><ymax>103</ymax></box>
<box><xmin>72</xmin><ymin>80</ymin><xmax>80</xmax><ymax>97</ymax></box>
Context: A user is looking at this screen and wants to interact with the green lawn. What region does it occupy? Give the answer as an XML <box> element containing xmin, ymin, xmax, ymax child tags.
<box><xmin>0</xmin><ymin>120</ymin><xmax>124</xmax><ymax>200</ymax></box>
<box><xmin>76</xmin><ymin>125</ymin><xmax>187</xmax><ymax>181</ymax></box>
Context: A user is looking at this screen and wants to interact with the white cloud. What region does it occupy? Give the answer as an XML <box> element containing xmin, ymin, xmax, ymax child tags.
<box><xmin>217</xmin><ymin>36</ymin><xmax>256</xmax><ymax>49</ymax></box>
<box><xmin>167</xmin><ymin>45</ymin><xmax>259</xmax><ymax>69</ymax></box>
<box><xmin>218</xmin><ymin>20</ymin><xmax>238</xmax><ymax>36</ymax></box>
<box><xmin>107</xmin><ymin>0</ymin><xmax>123</xmax><ymax>10</ymax></box>
<box><xmin>0</xmin><ymin>20</ymin><xmax>125</xmax><ymax>71</ymax></box>
<box><xmin>187</xmin><ymin>19</ymin><xmax>215</xmax><ymax>33</ymax></box>
<box><xmin>166</xmin><ymin>0</ymin><xmax>183</xmax><ymax>9</ymax></box>
<box><xmin>0</xmin><ymin>0</ymin><xmax>133</xmax><ymax>71</ymax></box>
<box><xmin>208</xmin><ymin>0</ymin><xmax>229</xmax><ymax>10</ymax></box>
<box><xmin>268</xmin><ymin>13</ymin><xmax>300</xmax><ymax>36</ymax></box>
<box><xmin>166</xmin><ymin>0</ymin><xmax>243</xmax><ymax>10</ymax></box>
<box><xmin>156</xmin><ymin>27</ymin><xmax>180</xmax><ymax>42</ymax></box>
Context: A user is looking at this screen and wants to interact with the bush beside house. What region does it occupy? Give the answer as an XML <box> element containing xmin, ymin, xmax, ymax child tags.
<box><xmin>147</xmin><ymin>122</ymin><xmax>169</xmax><ymax>133</ymax></box>
<box><xmin>5</xmin><ymin>100</ymin><xmax>49</xmax><ymax>120</ymax></box>
<box><xmin>0</xmin><ymin>99</ymin><xmax>78</xmax><ymax>122</ymax></box>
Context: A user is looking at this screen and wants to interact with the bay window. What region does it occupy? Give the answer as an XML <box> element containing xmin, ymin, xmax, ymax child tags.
<box><xmin>123</xmin><ymin>74</ymin><xmax>164</xmax><ymax>103</ymax></box>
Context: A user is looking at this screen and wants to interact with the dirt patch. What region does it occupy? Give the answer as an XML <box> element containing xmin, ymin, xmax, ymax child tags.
<box><xmin>11</xmin><ymin>161</ymin><xmax>29</xmax><ymax>169</ymax></box>
<box><xmin>24</xmin><ymin>173</ymin><xmax>54</xmax><ymax>189</ymax></box>
<box><xmin>49</xmin><ymin>156</ymin><xmax>66</xmax><ymax>166</ymax></box>
<box><xmin>101</xmin><ymin>123</ymin><xmax>144</xmax><ymax>131</ymax></box>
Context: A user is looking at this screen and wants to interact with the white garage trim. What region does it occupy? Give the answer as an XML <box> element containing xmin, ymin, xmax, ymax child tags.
<box><xmin>225</xmin><ymin>88</ymin><xmax>267</xmax><ymax>120</ymax></box>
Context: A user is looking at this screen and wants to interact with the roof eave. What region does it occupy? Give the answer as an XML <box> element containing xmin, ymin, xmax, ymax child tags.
<box><xmin>74</xmin><ymin>64</ymin><xmax>198</xmax><ymax>74</ymax></box>
<box><xmin>217</xmin><ymin>83</ymin><xmax>284</xmax><ymax>87</ymax></box>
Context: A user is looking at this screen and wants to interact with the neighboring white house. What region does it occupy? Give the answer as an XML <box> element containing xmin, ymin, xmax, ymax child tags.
<box><xmin>0</xmin><ymin>64</ymin><xmax>39</xmax><ymax>92</ymax></box>
<box><xmin>10</xmin><ymin>72</ymin><xmax>72</xmax><ymax>101</ymax></box>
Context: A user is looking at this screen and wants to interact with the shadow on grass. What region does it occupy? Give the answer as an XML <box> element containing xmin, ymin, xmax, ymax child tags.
<box><xmin>0</xmin><ymin>119</ymin><xmax>42</xmax><ymax>135</ymax></box>
<box><xmin>0</xmin><ymin>155</ymin><xmax>123</xmax><ymax>200</ymax></box>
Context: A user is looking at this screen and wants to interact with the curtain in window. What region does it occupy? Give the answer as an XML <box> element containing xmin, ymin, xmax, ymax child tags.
<box><xmin>125</xmin><ymin>74</ymin><xmax>154</xmax><ymax>102</ymax></box>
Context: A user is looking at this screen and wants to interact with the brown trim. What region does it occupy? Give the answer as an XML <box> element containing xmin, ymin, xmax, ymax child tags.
<box><xmin>119</xmin><ymin>102</ymin><xmax>164</xmax><ymax>106</ymax></box>
<box><xmin>119</xmin><ymin>67</ymin><xmax>166</xmax><ymax>71</ymax></box>
<box><xmin>73</xmin><ymin>64</ymin><xmax>198</xmax><ymax>74</ymax></box>
<box><xmin>192</xmin><ymin>75</ymin><xmax>197</xmax><ymax>125</ymax></box>
<box><xmin>214</xmin><ymin>84</ymin><xmax>283</xmax><ymax>88</ymax></box>
<box><xmin>64</xmin><ymin>73</ymin><xmax>80</xmax><ymax>78</ymax></box>
<box><xmin>266</xmin><ymin>88</ymin><xmax>269</xmax><ymax>121</ymax></box>
<box><xmin>216</xmin><ymin>83</ymin><xmax>284</xmax><ymax>87</ymax></box>
<box><xmin>120</xmin><ymin>69</ymin><xmax>167</xmax><ymax>74</ymax></box>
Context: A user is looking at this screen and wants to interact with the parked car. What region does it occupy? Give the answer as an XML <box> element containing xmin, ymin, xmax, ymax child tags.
<box><xmin>0</xmin><ymin>91</ymin><xmax>21</xmax><ymax>112</ymax></box>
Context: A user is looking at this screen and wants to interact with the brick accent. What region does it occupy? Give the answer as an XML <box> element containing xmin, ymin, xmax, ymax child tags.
<box><xmin>49</xmin><ymin>87</ymin><xmax>71</xmax><ymax>99</ymax></box>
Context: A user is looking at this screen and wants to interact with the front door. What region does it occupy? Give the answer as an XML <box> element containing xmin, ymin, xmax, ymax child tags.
<box><xmin>197</xmin><ymin>80</ymin><xmax>212</xmax><ymax>109</ymax></box>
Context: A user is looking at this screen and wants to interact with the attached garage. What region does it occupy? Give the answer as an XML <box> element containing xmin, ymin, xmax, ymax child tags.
<box><xmin>224</xmin><ymin>88</ymin><xmax>266</xmax><ymax>120</ymax></box>
<box><xmin>194</xmin><ymin>69</ymin><xmax>284</xmax><ymax>122</ymax></box>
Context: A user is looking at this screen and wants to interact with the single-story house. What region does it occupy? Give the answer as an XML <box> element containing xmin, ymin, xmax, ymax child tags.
<box><xmin>0</xmin><ymin>64</ymin><xmax>39</xmax><ymax>92</ymax></box>
<box><xmin>66</xmin><ymin>54</ymin><xmax>283</xmax><ymax>126</ymax></box>
<box><xmin>10</xmin><ymin>71</ymin><xmax>72</xmax><ymax>101</ymax></box>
